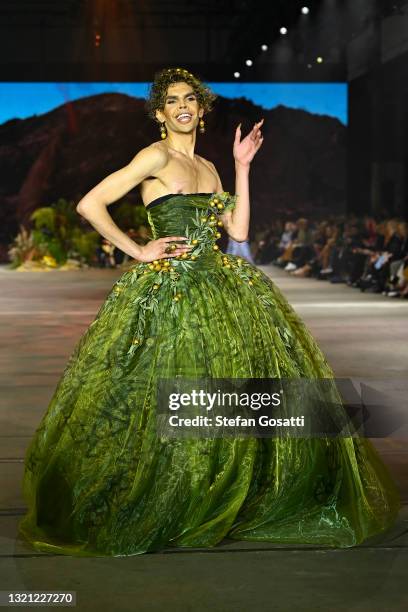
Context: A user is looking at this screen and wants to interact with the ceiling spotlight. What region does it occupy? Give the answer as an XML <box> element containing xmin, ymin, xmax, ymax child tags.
<box><xmin>245</xmin><ymin>59</ymin><xmax>253</xmax><ymax>66</ymax></box>
<box><xmin>280</xmin><ymin>27</ymin><xmax>287</xmax><ymax>35</ymax></box>
<box><xmin>261</xmin><ymin>44</ymin><xmax>268</xmax><ymax>51</ymax></box>
<box><xmin>316</xmin><ymin>56</ymin><xmax>323</xmax><ymax>63</ymax></box>
<box><xmin>301</xmin><ymin>7</ymin><xmax>309</xmax><ymax>14</ymax></box>
<box><xmin>234</xmin><ymin>71</ymin><xmax>240</xmax><ymax>78</ymax></box>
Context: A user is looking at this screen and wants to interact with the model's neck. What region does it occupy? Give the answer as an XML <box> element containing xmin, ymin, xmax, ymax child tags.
<box><xmin>165</xmin><ymin>131</ymin><xmax>197</xmax><ymax>159</ymax></box>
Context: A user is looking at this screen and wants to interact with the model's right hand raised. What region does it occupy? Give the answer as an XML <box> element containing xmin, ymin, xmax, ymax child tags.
<box><xmin>138</xmin><ymin>236</ymin><xmax>193</xmax><ymax>263</ymax></box>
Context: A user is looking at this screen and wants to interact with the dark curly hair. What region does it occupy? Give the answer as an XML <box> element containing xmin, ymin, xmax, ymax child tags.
<box><xmin>145</xmin><ymin>67</ymin><xmax>218</xmax><ymax>123</ymax></box>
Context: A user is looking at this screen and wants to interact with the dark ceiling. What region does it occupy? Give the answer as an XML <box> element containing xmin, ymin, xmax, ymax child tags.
<box><xmin>0</xmin><ymin>0</ymin><xmax>405</xmax><ymax>81</ymax></box>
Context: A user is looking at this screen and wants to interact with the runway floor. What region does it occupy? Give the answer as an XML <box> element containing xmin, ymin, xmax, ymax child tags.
<box><xmin>0</xmin><ymin>263</ymin><xmax>407</xmax><ymax>611</ymax></box>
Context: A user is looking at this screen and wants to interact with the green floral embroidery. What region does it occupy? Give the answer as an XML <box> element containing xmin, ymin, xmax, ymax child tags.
<box><xmin>172</xmin><ymin>191</ymin><xmax>238</xmax><ymax>268</ymax></box>
<box><xmin>111</xmin><ymin>192</ymin><xmax>239</xmax><ymax>355</ymax></box>
<box><xmin>214</xmin><ymin>191</ymin><xmax>237</xmax><ymax>213</ymax></box>
<box><xmin>219</xmin><ymin>253</ymin><xmax>262</xmax><ymax>283</ymax></box>
<box><xmin>127</xmin><ymin>267</ymin><xmax>182</xmax><ymax>356</ymax></box>
<box><xmin>277</xmin><ymin>326</ymin><xmax>293</xmax><ymax>349</ymax></box>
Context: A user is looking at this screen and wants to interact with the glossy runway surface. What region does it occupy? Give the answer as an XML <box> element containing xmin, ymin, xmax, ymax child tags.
<box><xmin>0</xmin><ymin>263</ymin><xmax>407</xmax><ymax>611</ymax></box>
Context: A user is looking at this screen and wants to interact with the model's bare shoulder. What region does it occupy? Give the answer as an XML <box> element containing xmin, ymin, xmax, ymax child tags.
<box><xmin>128</xmin><ymin>143</ymin><xmax>169</xmax><ymax>178</ymax></box>
<box><xmin>195</xmin><ymin>154</ymin><xmax>213</xmax><ymax>168</ymax></box>
<box><xmin>76</xmin><ymin>144</ymin><xmax>170</xmax><ymax>211</ymax></box>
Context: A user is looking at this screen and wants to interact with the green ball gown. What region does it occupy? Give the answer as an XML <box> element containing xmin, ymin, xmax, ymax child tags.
<box><xmin>19</xmin><ymin>192</ymin><xmax>401</xmax><ymax>557</ymax></box>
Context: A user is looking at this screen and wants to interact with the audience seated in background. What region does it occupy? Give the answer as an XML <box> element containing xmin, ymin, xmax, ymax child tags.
<box><xmin>251</xmin><ymin>214</ymin><xmax>408</xmax><ymax>298</ymax></box>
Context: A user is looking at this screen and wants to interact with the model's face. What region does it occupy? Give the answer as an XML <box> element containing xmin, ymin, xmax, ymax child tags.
<box><xmin>156</xmin><ymin>81</ymin><xmax>203</xmax><ymax>133</ymax></box>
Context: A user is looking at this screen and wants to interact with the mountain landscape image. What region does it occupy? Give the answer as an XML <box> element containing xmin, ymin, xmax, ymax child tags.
<box><xmin>0</xmin><ymin>92</ymin><xmax>346</xmax><ymax>261</ymax></box>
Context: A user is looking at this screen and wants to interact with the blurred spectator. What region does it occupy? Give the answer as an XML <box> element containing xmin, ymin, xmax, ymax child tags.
<box><xmin>275</xmin><ymin>218</ymin><xmax>314</xmax><ymax>272</ymax></box>
<box><xmin>226</xmin><ymin>238</ymin><xmax>255</xmax><ymax>263</ymax></box>
<box><xmin>250</xmin><ymin>211</ymin><xmax>408</xmax><ymax>299</ymax></box>
<box><xmin>96</xmin><ymin>238</ymin><xmax>117</xmax><ymax>268</ymax></box>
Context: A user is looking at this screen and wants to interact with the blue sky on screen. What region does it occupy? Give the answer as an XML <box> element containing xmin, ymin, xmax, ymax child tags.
<box><xmin>0</xmin><ymin>82</ymin><xmax>347</xmax><ymax>125</ymax></box>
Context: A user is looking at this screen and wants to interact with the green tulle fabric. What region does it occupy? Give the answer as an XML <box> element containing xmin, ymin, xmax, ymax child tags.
<box><xmin>19</xmin><ymin>193</ymin><xmax>401</xmax><ymax>557</ymax></box>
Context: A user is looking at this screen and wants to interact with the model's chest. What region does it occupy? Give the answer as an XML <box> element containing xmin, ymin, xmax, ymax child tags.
<box><xmin>164</xmin><ymin>155</ymin><xmax>214</xmax><ymax>183</ymax></box>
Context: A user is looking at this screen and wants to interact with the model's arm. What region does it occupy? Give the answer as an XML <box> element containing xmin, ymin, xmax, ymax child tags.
<box><xmin>76</xmin><ymin>145</ymin><xmax>191</xmax><ymax>262</ymax></box>
<box><xmin>210</xmin><ymin>161</ymin><xmax>249</xmax><ymax>242</ymax></box>
<box><xmin>211</xmin><ymin>119</ymin><xmax>264</xmax><ymax>243</ymax></box>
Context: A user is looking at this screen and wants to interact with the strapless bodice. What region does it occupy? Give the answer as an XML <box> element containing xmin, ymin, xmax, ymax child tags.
<box><xmin>145</xmin><ymin>192</ymin><xmax>214</xmax><ymax>212</ymax></box>
<box><xmin>143</xmin><ymin>192</ymin><xmax>237</xmax><ymax>269</ymax></box>
<box><xmin>145</xmin><ymin>193</ymin><xmax>216</xmax><ymax>239</ymax></box>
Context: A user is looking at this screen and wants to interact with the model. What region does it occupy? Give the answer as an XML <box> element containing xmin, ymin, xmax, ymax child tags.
<box><xmin>19</xmin><ymin>67</ymin><xmax>400</xmax><ymax>557</ymax></box>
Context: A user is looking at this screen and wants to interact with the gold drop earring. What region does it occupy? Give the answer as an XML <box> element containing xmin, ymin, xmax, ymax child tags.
<box><xmin>199</xmin><ymin>117</ymin><xmax>205</xmax><ymax>134</ymax></box>
<box><xmin>159</xmin><ymin>122</ymin><xmax>167</xmax><ymax>139</ymax></box>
